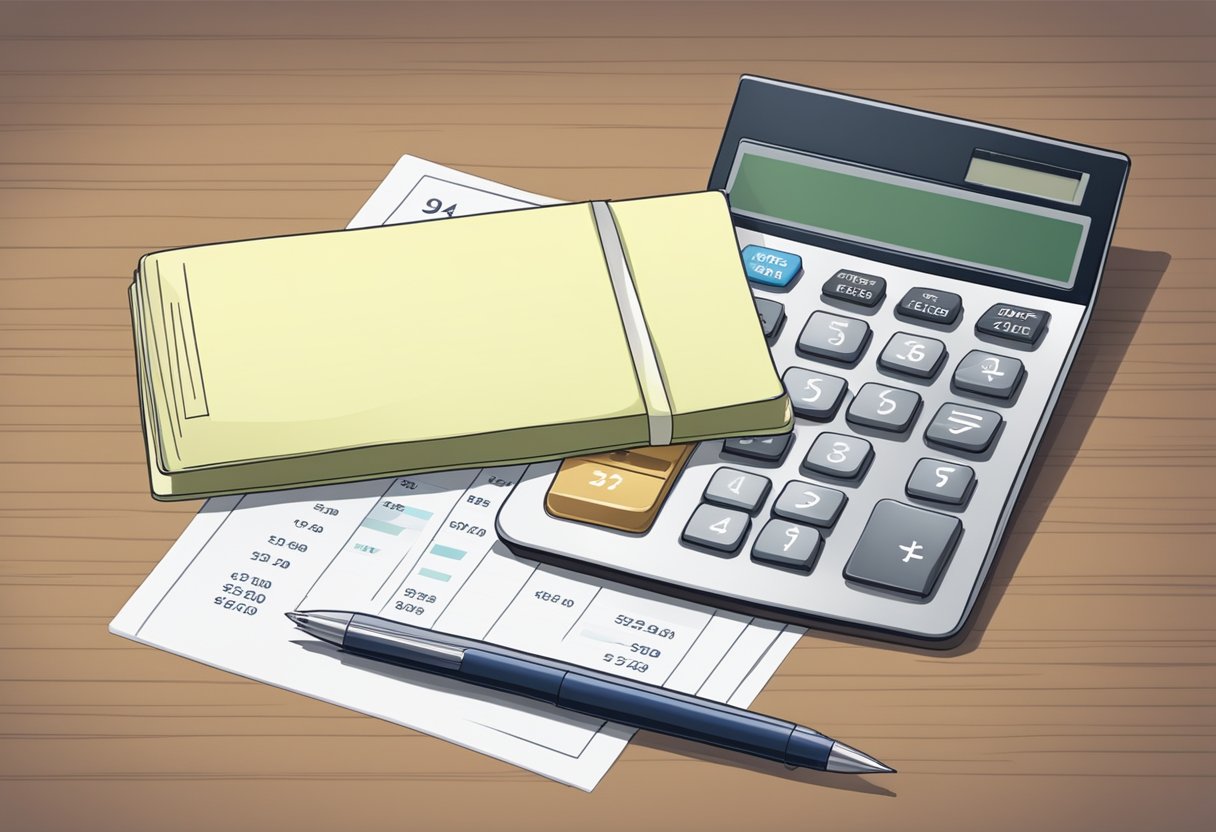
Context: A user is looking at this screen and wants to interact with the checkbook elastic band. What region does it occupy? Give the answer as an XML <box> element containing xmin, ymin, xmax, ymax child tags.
<box><xmin>591</xmin><ymin>200</ymin><xmax>674</xmax><ymax>447</ymax></box>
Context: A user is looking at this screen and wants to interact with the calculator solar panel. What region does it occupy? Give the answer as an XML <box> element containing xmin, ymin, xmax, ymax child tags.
<box><xmin>496</xmin><ymin>78</ymin><xmax>1129</xmax><ymax>646</ymax></box>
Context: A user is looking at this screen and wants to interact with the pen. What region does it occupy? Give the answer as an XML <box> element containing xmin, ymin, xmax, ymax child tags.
<box><xmin>287</xmin><ymin>610</ymin><xmax>893</xmax><ymax>775</ymax></box>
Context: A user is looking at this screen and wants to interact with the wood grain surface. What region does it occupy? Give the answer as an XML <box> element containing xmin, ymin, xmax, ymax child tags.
<box><xmin>1</xmin><ymin>2</ymin><xmax>1213</xmax><ymax>830</ymax></box>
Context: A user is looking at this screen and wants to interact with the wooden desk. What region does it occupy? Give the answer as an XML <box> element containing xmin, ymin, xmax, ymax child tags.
<box><xmin>2</xmin><ymin>2</ymin><xmax>1212</xmax><ymax>829</ymax></box>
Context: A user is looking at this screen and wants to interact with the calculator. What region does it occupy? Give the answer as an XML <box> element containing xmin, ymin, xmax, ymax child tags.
<box><xmin>496</xmin><ymin>77</ymin><xmax>1129</xmax><ymax>646</ymax></box>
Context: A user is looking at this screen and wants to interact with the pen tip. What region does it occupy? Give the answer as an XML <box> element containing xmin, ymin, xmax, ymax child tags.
<box><xmin>284</xmin><ymin>611</ymin><xmax>302</xmax><ymax>626</ymax></box>
<box><xmin>825</xmin><ymin>742</ymin><xmax>895</xmax><ymax>774</ymax></box>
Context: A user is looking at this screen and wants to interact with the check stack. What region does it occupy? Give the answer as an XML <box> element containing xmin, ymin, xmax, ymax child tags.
<box><xmin>129</xmin><ymin>191</ymin><xmax>792</xmax><ymax>500</ymax></box>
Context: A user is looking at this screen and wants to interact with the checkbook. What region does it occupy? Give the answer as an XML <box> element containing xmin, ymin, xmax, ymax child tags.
<box><xmin>129</xmin><ymin>192</ymin><xmax>791</xmax><ymax>500</ymax></box>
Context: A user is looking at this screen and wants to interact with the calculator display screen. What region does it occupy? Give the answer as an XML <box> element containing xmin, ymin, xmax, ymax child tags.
<box><xmin>726</xmin><ymin>141</ymin><xmax>1090</xmax><ymax>288</ymax></box>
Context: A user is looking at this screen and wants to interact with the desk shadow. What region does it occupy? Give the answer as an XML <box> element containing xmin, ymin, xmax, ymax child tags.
<box><xmin>814</xmin><ymin>246</ymin><xmax>1170</xmax><ymax>658</ymax></box>
<box><xmin>292</xmin><ymin>639</ymin><xmax>895</xmax><ymax>793</ymax></box>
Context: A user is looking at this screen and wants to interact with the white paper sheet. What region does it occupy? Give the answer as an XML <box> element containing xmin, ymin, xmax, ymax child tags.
<box><xmin>111</xmin><ymin>156</ymin><xmax>804</xmax><ymax>790</ymax></box>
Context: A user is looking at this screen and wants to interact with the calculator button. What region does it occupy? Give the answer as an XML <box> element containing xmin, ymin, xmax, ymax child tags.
<box><xmin>878</xmin><ymin>332</ymin><xmax>946</xmax><ymax>378</ymax></box>
<box><xmin>896</xmin><ymin>288</ymin><xmax>962</xmax><ymax>326</ymax></box>
<box><xmin>906</xmin><ymin>459</ymin><xmax>975</xmax><ymax>506</ymax></box>
<box><xmin>822</xmin><ymin>269</ymin><xmax>886</xmax><ymax>307</ymax></box>
<box><xmin>782</xmin><ymin>367</ymin><xmax>848</xmax><ymax>421</ymax></box>
<box><xmin>772</xmin><ymin>481</ymin><xmax>847</xmax><ymax>528</ymax></box>
<box><xmin>844</xmin><ymin>500</ymin><xmax>962</xmax><ymax>597</ymax></box>
<box><xmin>977</xmin><ymin>303</ymin><xmax>1049</xmax><ymax>345</ymax></box>
<box><xmin>682</xmin><ymin>503</ymin><xmax>750</xmax><ymax>553</ymax></box>
<box><xmin>845</xmin><ymin>383</ymin><xmax>922</xmax><ymax>433</ymax></box>
<box><xmin>723</xmin><ymin>433</ymin><xmax>793</xmax><ymax>462</ymax></box>
<box><xmin>953</xmin><ymin>350</ymin><xmax>1024</xmax><ymax>400</ymax></box>
<box><xmin>752</xmin><ymin>520</ymin><xmax>822</xmax><ymax>572</ymax></box>
<box><xmin>924</xmin><ymin>403</ymin><xmax>1002</xmax><ymax>453</ymax></box>
<box><xmin>803</xmin><ymin>433</ymin><xmax>873</xmax><ymax>480</ymax></box>
<box><xmin>545</xmin><ymin>444</ymin><xmax>696</xmax><ymax>534</ymax></box>
<box><xmin>796</xmin><ymin>311</ymin><xmax>871</xmax><ymax>363</ymax></box>
<box><xmin>704</xmin><ymin>467</ymin><xmax>772</xmax><ymax>513</ymax></box>
<box><xmin>741</xmin><ymin>245</ymin><xmax>803</xmax><ymax>288</ymax></box>
<box><xmin>753</xmin><ymin>297</ymin><xmax>786</xmax><ymax>338</ymax></box>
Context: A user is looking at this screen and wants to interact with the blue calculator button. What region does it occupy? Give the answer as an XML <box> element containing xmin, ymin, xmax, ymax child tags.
<box><xmin>741</xmin><ymin>245</ymin><xmax>802</xmax><ymax>287</ymax></box>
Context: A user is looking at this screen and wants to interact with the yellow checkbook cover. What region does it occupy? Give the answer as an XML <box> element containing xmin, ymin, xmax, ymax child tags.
<box><xmin>129</xmin><ymin>191</ymin><xmax>791</xmax><ymax>500</ymax></box>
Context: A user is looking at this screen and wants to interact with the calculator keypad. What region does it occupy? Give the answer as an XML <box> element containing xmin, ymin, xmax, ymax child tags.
<box><xmin>498</xmin><ymin>230</ymin><xmax>1086</xmax><ymax>642</ymax></box>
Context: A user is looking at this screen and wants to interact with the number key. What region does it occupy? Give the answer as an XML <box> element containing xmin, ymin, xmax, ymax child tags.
<box><xmin>682</xmin><ymin>503</ymin><xmax>751</xmax><ymax>553</ymax></box>
<box><xmin>878</xmin><ymin>332</ymin><xmax>946</xmax><ymax>378</ymax></box>
<box><xmin>772</xmin><ymin>481</ymin><xmax>847</xmax><ymax>527</ymax></box>
<box><xmin>796</xmin><ymin>311</ymin><xmax>871</xmax><ymax>364</ymax></box>
<box><xmin>723</xmin><ymin>432</ymin><xmax>793</xmax><ymax>462</ymax></box>
<box><xmin>704</xmin><ymin>467</ymin><xmax>771</xmax><ymax>513</ymax></box>
<box><xmin>782</xmin><ymin>367</ymin><xmax>847</xmax><ymax>421</ymax></box>
<box><xmin>803</xmin><ymin>433</ymin><xmax>873</xmax><ymax>480</ymax></box>
<box><xmin>752</xmin><ymin>520</ymin><xmax>822</xmax><ymax>572</ymax></box>
<box><xmin>906</xmin><ymin>458</ymin><xmax>975</xmax><ymax>506</ymax></box>
<box><xmin>846</xmin><ymin>383</ymin><xmax>922</xmax><ymax>432</ymax></box>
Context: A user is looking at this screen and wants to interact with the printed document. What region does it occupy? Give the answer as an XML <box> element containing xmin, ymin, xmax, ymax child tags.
<box><xmin>111</xmin><ymin>156</ymin><xmax>804</xmax><ymax>790</ymax></box>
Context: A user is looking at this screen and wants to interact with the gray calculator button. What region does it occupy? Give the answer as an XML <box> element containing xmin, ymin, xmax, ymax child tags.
<box><xmin>772</xmin><ymin>481</ymin><xmax>846</xmax><ymax>527</ymax></box>
<box><xmin>754</xmin><ymin>297</ymin><xmax>786</xmax><ymax>338</ymax></box>
<box><xmin>704</xmin><ymin>467</ymin><xmax>771</xmax><ymax>513</ymax></box>
<box><xmin>925</xmin><ymin>403</ymin><xmax>1002</xmax><ymax>453</ymax></box>
<box><xmin>878</xmin><ymin>332</ymin><xmax>946</xmax><ymax>378</ymax></box>
<box><xmin>723</xmin><ymin>432</ymin><xmax>793</xmax><ymax>462</ymax></box>
<box><xmin>822</xmin><ymin>269</ymin><xmax>886</xmax><ymax>307</ymax></box>
<box><xmin>846</xmin><ymin>383</ymin><xmax>922</xmax><ymax>432</ymax></box>
<box><xmin>682</xmin><ymin>503</ymin><xmax>750</xmax><ymax>553</ymax></box>
<box><xmin>906</xmin><ymin>458</ymin><xmax>975</xmax><ymax>506</ymax></box>
<box><xmin>752</xmin><ymin>520</ymin><xmax>822</xmax><ymax>572</ymax></box>
<box><xmin>844</xmin><ymin>500</ymin><xmax>962</xmax><ymax>597</ymax></box>
<box><xmin>953</xmin><ymin>350</ymin><xmax>1024</xmax><ymax>400</ymax></box>
<box><xmin>896</xmin><ymin>288</ymin><xmax>962</xmax><ymax>325</ymax></box>
<box><xmin>977</xmin><ymin>303</ymin><xmax>1049</xmax><ymax>345</ymax></box>
<box><xmin>796</xmin><ymin>311</ymin><xmax>870</xmax><ymax>364</ymax></box>
<box><xmin>782</xmin><ymin>367</ymin><xmax>847</xmax><ymax>421</ymax></box>
<box><xmin>803</xmin><ymin>433</ymin><xmax>873</xmax><ymax>479</ymax></box>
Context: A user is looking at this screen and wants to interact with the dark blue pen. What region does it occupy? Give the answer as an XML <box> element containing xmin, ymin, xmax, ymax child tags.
<box><xmin>286</xmin><ymin>610</ymin><xmax>893</xmax><ymax>774</ymax></box>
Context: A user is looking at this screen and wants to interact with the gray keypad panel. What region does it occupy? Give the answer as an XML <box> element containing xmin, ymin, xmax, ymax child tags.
<box><xmin>797</xmin><ymin>311</ymin><xmax>870</xmax><ymax>363</ymax></box>
<box><xmin>953</xmin><ymin>350</ymin><xmax>1024</xmax><ymax>400</ymax></box>
<box><xmin>682</xmin><ymin>503</ymin><xmax>750</xmax><ymax>553</ymax></box>
<box><xmin>772</xmin><ymin>481</ymin><xmax>846</xmax><ymax>527</ymax></box>
<box><xmin>752</xmin><ymin>519</ymin><xmax>822</xmax><ymax>572</ymax></box>
<box><xmin>704</xmin><ymin>467</ymin><xmax>771</xmax><ymax>512</ymax></box>
<box><xmin>846</xmin><ymin>383</ymin><xmax>922</xmax><ymax>432</ymax></box>
<box><xmin>906</xmin><ymin>458</ymin><xmax>975</xmax><ymax>506</ymax></box>
<box><xmin>804</xmin><ymin>432</ymin><xmax>873</xmax><ymax>479</ymax></box>
<box><xmin>844</xmin><ymin>500</ymin><xmax>962</xmax><ymax>597</ymax></box>
<box><xmin>925</xmin><ymin>403</ymin><xmax>1002</xmax><ymax>453</ymax></box>
<box><xmin>494</xmin><ymin>229</ymin><xmax>1087</xmax><ymax>643</ymax></box>
<box><xmin>782</xmin><ymin>367</ymin><xmax>847</xmax><ymax>420</ymax></box>
<box><xmin>879</xmin><ymin>332</ymin><xmax>946</xmax><ymax>378</ymax></box>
